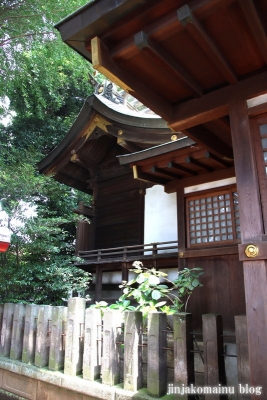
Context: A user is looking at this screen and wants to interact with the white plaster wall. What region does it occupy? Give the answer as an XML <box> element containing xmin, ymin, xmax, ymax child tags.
<box><xmin>91</xmin><ymin>269</ymin><xmax>179</xmax><ymax>285</ymax></box>
<box><xmin>144</xmin><ymin>185</ymin><xmax>177</xmax><ymax>247</ymax></box>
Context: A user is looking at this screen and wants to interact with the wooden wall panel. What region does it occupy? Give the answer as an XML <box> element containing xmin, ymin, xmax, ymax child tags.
<box><xmin>95</xmin><ymin>220</ymin><xmax>142</xmax><ymax>248</ymax></box>
<box><xmin>96</xmin><ymin>198</ymin><xmax>140</xmax><ymax>227</ymax></box>
<box><xmin>97</xmin><ymin>173</ymin><xmax>141</xmax><ymax>197</ymax></box>
<box><xmin>187</xmin><ymin>254</ymin><xmax>245</xmax><ymax>333</ymax></box>
<box><xmin>95</xmin><ymin>174</ymin><xmax>144</xmax><ymax>249</ymax></box>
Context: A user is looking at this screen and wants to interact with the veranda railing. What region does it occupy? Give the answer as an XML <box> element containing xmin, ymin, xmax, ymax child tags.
<box><xmin>78</xmin><ymin>240</ymin><xmax>178</xmax><ymax>264</ymax></box>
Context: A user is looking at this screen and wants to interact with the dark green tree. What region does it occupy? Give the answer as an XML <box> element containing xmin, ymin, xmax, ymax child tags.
<box><xmin>0</xmin><ymin>147</ymin><xmax>92</xmax><ymax>305</ymax></box>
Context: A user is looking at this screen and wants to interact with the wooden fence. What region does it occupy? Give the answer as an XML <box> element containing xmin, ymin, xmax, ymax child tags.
<box><xmin>0</xmin><ymin>299</ymin><xmax>250</xmax><ymax>399</ymax></box>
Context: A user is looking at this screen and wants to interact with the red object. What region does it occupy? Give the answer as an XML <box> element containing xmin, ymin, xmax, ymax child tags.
<box><xmin>0</xmin><ymin>228</ymin><xmax>11</xmax><ymax>252</ymax></box>
<box><xmin>0</xmin><ymin>242</ymin><xmax>9</xmax><ymax>252</ymax></box>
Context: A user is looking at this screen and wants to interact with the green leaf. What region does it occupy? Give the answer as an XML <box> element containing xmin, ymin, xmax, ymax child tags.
<box><xmin>192</xmin><ymin>279</ymin><xmax>200</xmax><ymax>287</ymax></box>
<box><xmin>151</xmin><ymin>289</ymin><xmax>162</xmax><ymax>300</ymax></box>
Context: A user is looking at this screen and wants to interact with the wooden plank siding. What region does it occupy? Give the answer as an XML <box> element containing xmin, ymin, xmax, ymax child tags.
<box><xmin>95</xmin><ymin>173</ymin><xmax>144</xmax><ymax>249</ymax></box>
<box><xmin>187</xmin><ymin>254</ymin><xmax>246</xmax><ymax>333</ymax></box>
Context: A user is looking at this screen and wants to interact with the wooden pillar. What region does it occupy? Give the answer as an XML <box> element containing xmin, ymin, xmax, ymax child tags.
<box><xmin>229</xmin><ymin>100</ymin><xmax>267</xmax><ymax>398</ymax></box>
<box><xmin>122</xmin><ymin>262</ymin><xmax>128</xmax><ymax>283</ymax></box>
<box><xmin>75</xmin><ymin>201</ymin><xmax>95</xmax><ymax>255</ymax></box>
<box><xmin>177</xmin><ymin>187</ymin><xmax>186</xmax><ymax>271</ymax></box>
<box><xmin>75</xmin><ymin>220</ymin><xmax>94</xmax><ymax>255</ymax></box>
<box><xmin>95</xmin><ymin>267</ymin><xmax>102</xmax><ymax>302</ymax></box>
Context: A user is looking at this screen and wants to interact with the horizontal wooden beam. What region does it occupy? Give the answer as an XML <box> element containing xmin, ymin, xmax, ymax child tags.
<box><xmin>133</xmin><ymin>165</ymin><xmax>167</xmax><ymax>185</ymax></box>
<box><xmin>106</xmin><ymin>124</ymin><xmax>177</xmax><ymax>145</ymax></box>
<box><xmin>247</xmin><ymin>101</ymin><xmax>267</xmax><ymax>117</ymax></box>
<box><xmin>134</xmin><ymin>31</ymin><xmax>203</xmax><ymax>97</ymax></box>
<box><xmin>91</xmin><ymin>36</ymin><xmax>172</xmax><ymax>121</ymax></box>
<box><xmin>178</xmin><ymin>4</ymin><xmax>237</xmax><ymax>84</ymax></box>
<box><xmin>184</xmin><ymin>126</ymin><xmax>233</xmax><ymax>159</ymax></box>
<box><xmin>203</xmin><ymin>118</ymin><xmax>232</xmax><ymax>147</ymax></box>
<box><xmin>170</xmin><ymin>71</ymin><xmax>267</xmax><ymax>130</ymax></box>
<box><xmin>165</xmin><ymin>167</ymin><xmax>235</xmax><ymax>193</ymax></box>
<box><xmin>238</xmin><ymin>0</ymin><xmax>267</xmax><ymax>64</ymax></box>
<box><xmin>180</xmin><ymin>245</ymin><xmax>238</xmax><ymax>259</ymax></box>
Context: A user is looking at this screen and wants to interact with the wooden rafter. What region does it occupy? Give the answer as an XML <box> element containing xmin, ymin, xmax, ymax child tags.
<box><xmin>238</xmin><ymin>0</ymin><xmax>267</xmax><ymax>64</ymax></box>
<box><xmin>186</xmin><ymin>156</ymin><xmax>213</xmax><ymax>172</ymax></box>
<box><xmin>170</xmin><ymin>71</ymin><xmax>267</xmax><ymax>130</ymax></box>
<box><xmin>177</xmin><ymin>4</ymin><xmax>237</xmax><ymax>84</ymax></box>
<box><xmin>103</xmin><ymin>0</ymin><xmax>236</xmax><ymax>45</ymax></box>
<box><xmin>70</xmin><ymin>153</ymin><xmax>98</xmax><ymax>172</ymax></box>
<box><xmin>134</xmin><ymin>31</ymin><xmax>203</xmax><ymax>97</ymax></box>
<box><xmin>133</xmin><ymin>165</ymin><xmax>168</xmax><ymax>185</ymax></box>
<box><xmin>205</xmin><ymin>152</ymin><xmax>231</xmax><ymax>168</ymax></box>
<box><xmin>91</xmin><ymin>36</ymin><xmax>172</xmax><ymax>121</ymax></box>
<box><xmin>167</xmin><ymin>161</ymin><xmax>197</xmax><ymax>176</ymax></box>
<box><xmin>151</xmin><ymin>166</ymin><xmax>181</xmax><ymax>179</ymax></box>
<box><xmin>117</xmin><ymin>137</ymin><xmax>141</xmax><ymax>153</ymax></box>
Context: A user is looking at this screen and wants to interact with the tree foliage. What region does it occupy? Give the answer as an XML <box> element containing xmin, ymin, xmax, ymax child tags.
<box><xmin>0</xmin><ymin>0</ymin><xmax>95</xmax><ymax>304</ymax></box>
<box><xmin>0</xmin><ymin>147</ymin><xmax>92</xmax><ymax>305</ymax></box>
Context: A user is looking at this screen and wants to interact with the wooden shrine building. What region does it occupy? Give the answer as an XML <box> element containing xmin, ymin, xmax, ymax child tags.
<box><xmin>39</xmin><ymin>0</ymin><xmax>267</xmax><ymax>396</ymax></box>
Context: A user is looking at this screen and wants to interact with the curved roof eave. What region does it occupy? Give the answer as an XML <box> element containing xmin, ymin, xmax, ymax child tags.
<box><xmin>38</xmin><ymin>94</ymin><xmax>172</xmax><ymax>175</ymax></box>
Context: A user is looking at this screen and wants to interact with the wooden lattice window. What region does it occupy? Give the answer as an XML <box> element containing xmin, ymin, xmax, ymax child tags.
<box><xmin>186</xmin><ymin>189</ymin><xmax>240</xmax><ymax>247</ymax></box>
<box><xmin>259</xmin><ymin>123</ymin><xmax>267</xmax><ymax>174</ymax></box>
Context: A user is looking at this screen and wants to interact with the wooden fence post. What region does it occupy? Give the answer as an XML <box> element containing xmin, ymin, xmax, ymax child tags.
<box><xmin>124</xmin><ymin>311</ymin><xmax>142</xmax><ymax>391</ymax></box>
<box><xmin>64</xmin><ymin>297</ymin><xmax>86</xmax><ymax>376</ymax></box>
<box><xmin>83</xmin><ymin>307</ymin><xmax>102</xmax><ymax>380</ymax></box>
<box><xmin>102</xmin><ymin>309</ymin><xmax>122</xmax><ymax>386</ymax></box>
<box><xmin>147</xmin><ymin>311</ymin><xmax>167</xmax><ymax>397</ymax></box>
<box><xmin>49</xmin><ymin>306</ymin><xmax>67</xmax><ymax>371</ymax></box>
<box><xmin>203</xmin><ymin>314</ymin><xmax>226</xmax><ymax>400</ymax></box>
<box><xmin>10</xmin><ymin>304</ymin><xmax>26</xmax><ymax>360</ymax></box>
<box><xmin>235</xmin><ymin>315</ymin><xmax>251</xmax><ymax>400</ymax></box>
<box><xmin>173</xmin><ymin>313</ymin><xmax>194</xmax><ymax>399</ymax></box>
<box><xmin>22</xmin><ymin>304</ymin><xmax>39</xmax><ymax>364</ymax></box>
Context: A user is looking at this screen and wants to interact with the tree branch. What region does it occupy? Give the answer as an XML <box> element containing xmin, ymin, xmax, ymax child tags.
<box><xmin>0</xmin><ymin>13</ymin><xmax>44</xmax><ymax>21</ymax></box>
<box><xmin>0</xmin><ymin>30</ymin><xmax>55</xmax><ymax>46</ymax></box>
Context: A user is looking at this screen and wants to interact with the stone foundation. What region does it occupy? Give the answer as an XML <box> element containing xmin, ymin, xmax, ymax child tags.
<box><xmin>0</xmin><ymin>357</ymin><xmax>174</xmax><ymax>400</ymax></box>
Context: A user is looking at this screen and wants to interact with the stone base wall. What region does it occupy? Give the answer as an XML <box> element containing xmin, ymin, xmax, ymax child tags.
<box><xmin>0</xmin><ymin>357</ymin><xmax>173</xmax><ymax>400</ymax></box>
